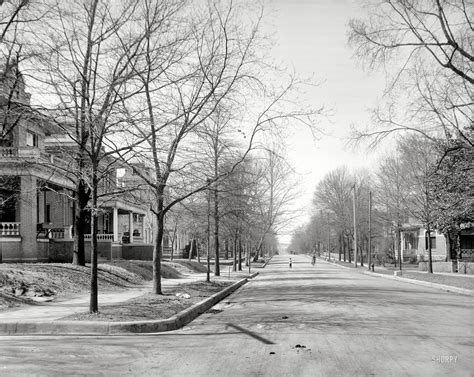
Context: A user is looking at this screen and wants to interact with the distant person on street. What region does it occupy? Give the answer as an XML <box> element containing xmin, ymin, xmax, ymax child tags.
<box><xmin>311</xmin><ymin>255</ymin><xmax>316</xmax><ymax>266</ymax></box>
<box><xmin>289</xmin><ymin>258</ymin><xmax>292</xmax><ymax>268</ymax></box>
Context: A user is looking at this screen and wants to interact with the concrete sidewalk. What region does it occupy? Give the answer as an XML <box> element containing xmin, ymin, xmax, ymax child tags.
<box><xmin>319</xmin><ymin>258</ymin><xmax>474</xmax><ymax>296</ymax></box>
<box><xmin>0</xmin><ymin>271</ymin><xmax>253</xmax><ymax>323</ymax></box>
<box><xmin>0</xmin><ymin>269</ymin><xmax>260</xmax><ymax>335</ymax></box>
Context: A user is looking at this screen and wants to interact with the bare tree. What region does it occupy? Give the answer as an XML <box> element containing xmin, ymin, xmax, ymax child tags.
<box><xmin>313</xmin><ymin>167</ymin><xmax>353</xmax><ymax>260</ymax></box>
<box><xmin>430</xmin><ymin>138</ymin><xmax>474</xmax><ymax>260</ymax></box>
<box><xmin>398</xmin><ymin>135</ymin><xmax>439</xmax><ymax>273</ymax></box>
<box><xmin>250</xmin><ymin>145</ymin><xmax>302</xmax><ymax>261</ymax></box>
<box><xmin>125</xmin><ymin>1</ymin><xmax>321</xmax><ymax>294</ymax></box>
<box><xmin>349</xmin><ymin>0</ymin><xmax>473</xmax><ymax>149</ymax></box>
<box><xmin>36</xmin><ymin>0</ymin><xmax>153</xmax><ymax>312</ymax></box>
<box><xmin>374</xmin><ymin>150</ymin><xmax>410</xmax><ymax>268</ymax></box>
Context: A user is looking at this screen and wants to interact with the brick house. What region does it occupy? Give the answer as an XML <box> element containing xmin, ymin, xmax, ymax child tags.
<box><xmin>0</xmin><ymin>63</ymin><xmax>149</xmax><ymax>262</ymax></box>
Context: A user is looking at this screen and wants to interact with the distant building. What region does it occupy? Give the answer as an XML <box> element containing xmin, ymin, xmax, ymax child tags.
<box><xmin>400</xmin><ymin>219</ymin><xmax>474</xmax><ymax>262</ymax></box>
<box><xmin>400</xmin><ymin>223</ymin><xmax>447</xmax><ymax>262</ymax></box>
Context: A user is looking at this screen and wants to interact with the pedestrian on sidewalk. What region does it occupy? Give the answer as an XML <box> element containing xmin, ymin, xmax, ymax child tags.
<box><xmin>289</xmin><ymin>258</ymin><xmax>292</xmax><ymax>268</ymax></box>
<box><xmin>311</xmin><ymin>255</ymin><xmax>316</xmax><ymax>266</ymax></box>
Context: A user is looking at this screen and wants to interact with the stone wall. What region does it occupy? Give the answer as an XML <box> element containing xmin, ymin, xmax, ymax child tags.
<box><xmin>418</xmin><ymin>260</ymin><xmax>474</xmax><ymax>275</ymax></box>
<box><xmin>0</xmin><ymin>239</ymin><xmax>21</xmax><ymax>262</ymax></box>
<box><xmin>418</xmin><ymin>261</ymin><xmax>454</xmax><ymax>273</ymax></box>
<box><xmin>48</xmin><ymin>240</ymin><xmax>85</xmax><ymax>263</ymax></box>
<box><xmin>122</xmin><ymin>244</ymin><xmax>154</xmax><ymax>260</ymax></box>
<box><xmin>456</xmin><ymin>261</ymin><xmax>474</xmax><ymax>275</ymax></box>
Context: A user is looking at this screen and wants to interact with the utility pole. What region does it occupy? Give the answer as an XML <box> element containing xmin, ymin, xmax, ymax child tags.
<box><xmin>327</xmin><ymin>211</ymin><xmax>331</xmax><ymax>262</ymax></box>
<box><xmin>368</xmin><ymin>191</ymin><xmax>372</xmax><ymax>271</ymax></box>
<box><xmin>206</xmin><ymin>178</ymin><xmax>211</xmax><ymax>282</ymax></box>
<box><xmin>353</xmin><ymin>183</ymin><xmax>358</xmax><ymax>268</ymax></box>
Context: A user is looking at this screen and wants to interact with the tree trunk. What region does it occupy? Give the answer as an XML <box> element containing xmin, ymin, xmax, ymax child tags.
<box><xmin>233</xmin><ymin>236</ymin><xmax>237</xmax><ymax>271</ymax></box>
<box><xmin>343</xmin><ymin>234</ymin><xmax>347</xmax><ymax>262</ymax></box>
<box><xmin>338</xmin><ymin>232</ymin><xmax>342</xmax><ymax>261</ymax></box>
<box><xmin>368</xmin><ymin>191</ymin><xmax>372</xmax><ymax>270</ymax></box>
<box><xmin>213</xmin><ymin>185</ymin><xmax>220</xmax><ymax>276</ymax></box>
<box><xmin>89</xmin><ymin>167</ymin><xmax>98</xmax><ymax>313</ymax></box>
<box><xmin>454</xmin><ymin>229</ymin><xmax>462</xmax><ymax>260</ymax></box>
<box><xmin>238</xmin><ymin>236</ymin><xmax>242</xmax><ymax>271</ymax></box>
<box><xmin>346</xmin><ymin>235</ymin><xmax>354</xmax><ymax>263</ymax></box>
<box><xmin>396</xmin><ymin>226</ymin><xmax>402</xmax><ymax>271</ymax></box>
<box><xmin>206</xmin><ymin>180</ymin><xmax>211</xmax><ymax>282</ymax></box>
<box><xmin>392</xmin><ymin>232</ymin><xmax>397</xmax><ymax>268</ymax></box>
<box><xmin>170</xmin><ymin>237</ymin><xmax>175</xmax><ymax>261</ymax></box>
<box><xmin>427</xmin><ymin>225</ymin><xmax>433</xmax><ymax>273</ymax></box>
<box><xmin>253</xmin><ymin>234</ymin><xmax>264</xmax><ymax>262</ymax></box>
<box><xmin>153</xmin><ymin>187</ymin><xmax>165</xmax><ymax>295</ymax></box>
<box><xmin>170</xmin><ymin>225</ymin><xmax>177</xmax><ymax>262</ymax></box>
<box><xmin>72</xmin><ymin>181</ymin><xmax>89</xmax><ymax>266</ymax></box>
<box><xmin>197</xmin><ymin>240</ymin><xmax>201</xmax><ymax>263</ymax></box>
<box><xmin>188</xmin><ymin>237</ymin><xmax>194</xmax><ymax>261</ymax></box>
<box><xmin>445</xmin><ymin>232</ymin><xmax>453</xmax><ymax>261</ymax></box>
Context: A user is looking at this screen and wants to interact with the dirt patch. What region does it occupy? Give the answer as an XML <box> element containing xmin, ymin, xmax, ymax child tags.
<box><xmin>61</xmin><ymin>281</ymin><xmax>232</xmax><ymax>322</ymax></box>
<box><xmin>0</xmin><ymin>261</ymin><xmax>188</xmax><ymax>311</ymax></box>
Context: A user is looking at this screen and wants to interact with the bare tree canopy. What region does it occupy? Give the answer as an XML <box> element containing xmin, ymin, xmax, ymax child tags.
<box><xmin>348</xmin><ymin>0</ymin><xmax>473</xmax><ymax>148</ymax></box>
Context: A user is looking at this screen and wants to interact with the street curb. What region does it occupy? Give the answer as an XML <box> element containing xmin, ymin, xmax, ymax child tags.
<box><xmin>0</xmin><ymin>274</ymin><xmax>259</xmax><ymax>336</ymax></box>
<box><xmin>319</xmin><ymin>259</ymin><xmax>353</xmax><ymax>270</ymax></box>
<box><xmin>321</xmin><ymin>258</ymin><xmax>474</xmax><ymax>296</ymax></box>
<box><xmin>363</xmin><ymin>271</ymin><xmax>474</xmax><ymax>296</ymax></box>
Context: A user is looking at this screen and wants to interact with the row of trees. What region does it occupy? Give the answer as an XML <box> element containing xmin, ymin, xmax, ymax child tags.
<box><xmin>167</xmin><ymin>146</ymin><xmax>298</xmax><ymax>274</ymax></box>
<box><xmin>1</xmin><ymin>1</ymin><xmax>320</xmax><ymax>311</ymax></box>
<box><xmin>287</xmin><ymin>1</ymin><xmax>472</xmax><ymax>271</ymax></box>
<box><xmin>289</xmin><ymin>132</ymin><xmax>473</xmax><ymax>273</ymax></box>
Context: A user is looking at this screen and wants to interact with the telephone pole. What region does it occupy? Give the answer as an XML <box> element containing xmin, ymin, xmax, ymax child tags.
<box><xmin>327</xmin><ymin>211</ymin><xmax>331</xmax><ymax>262</ymax></box>
<box><xmin>353</xmin><ymin>183</ymin><xmax>358</xmax><ymax>268</ymax></box>
<box><xmin>206</xmin><ymin>178</ymin><xmax>211</xmax><ymax>282</ymax></box>
<box><xmin>368</xmin><ymin>191</ymin><xmax>372</xmax><ymax>271</ymax></box>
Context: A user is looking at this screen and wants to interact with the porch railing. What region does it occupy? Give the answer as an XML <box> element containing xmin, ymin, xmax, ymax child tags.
<box><xmin>84</xmin><ymin>233</ymin><xmax>115</xmax><ymax>241</ymax></box>
<box><xmin>0</xmin><ymin>147</ymin><xmax>18</xmax><ymax>157</ymax></box>
<box><xmin>0</xmin><ymin>147</ymin><xmax>70</xmax><ymax>169</ymax></box>
<box><xmin>0</xmin><ymin>222</ymin><xmax>21</xmax><ymax>236</ymax></box>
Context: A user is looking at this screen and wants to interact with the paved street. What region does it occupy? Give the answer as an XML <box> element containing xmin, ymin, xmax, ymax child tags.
<box><xmin>1</xmin><ymin>254</ymin><xmax>472</xmax><ymax>376</ymax></box>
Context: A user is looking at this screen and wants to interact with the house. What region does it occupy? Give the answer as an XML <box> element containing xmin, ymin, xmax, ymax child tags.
<box><xmin>117</xmin><ymin>164</ymin><xmax>191</xmax><ymax>259</ymax></box>
<box><xmin>400</xmin><ymin>219</ymin><xmax>474</xmax><ymax>263</ymax></box>
<box><xmin>400</xmin><ymin>222</ymin><xmax>447</xmax><ymax>262</ymax></box>
<box><xmin>0</xmin><ymin>63</ymin><xmax>149</xmax><ymax>262</ymax></box>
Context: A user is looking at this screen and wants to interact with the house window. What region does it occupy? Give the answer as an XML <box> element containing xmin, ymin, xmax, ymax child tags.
<box><xmin>425</xmin><ymin>233</ymin><xmax>436</xmax><ymax>250</ymax></box>
<box><xmin>26</xmin><ymin>131</ymin><xmax>38</xmax><ymax>147</ymax></box>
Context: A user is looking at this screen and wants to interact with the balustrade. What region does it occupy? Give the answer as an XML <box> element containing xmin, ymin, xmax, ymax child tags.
<box><xmin>84</xmin><ymin>233</ymin><xmax>115</xmax><ymax>241</ymax></box>
<box><xmin>49</xmin><ymin>228</ymin><xmax>65</xmax><ymax>239</ymax></box>
<box><xmin>0</xmin><ymin>222</ymin><xmax>21</xmax><ymax>236</ymax></box>
<box><xmin>0</xmin><ymin>147</ymin><xmax>18</xmax><ymax>158</ymax></box>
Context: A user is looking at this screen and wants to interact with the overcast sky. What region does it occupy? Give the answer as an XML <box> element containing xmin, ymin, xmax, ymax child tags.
<box><xmin>263</xmin><ymin>0</ymin><xmax>388</xmax><ymax>242</ymax></box>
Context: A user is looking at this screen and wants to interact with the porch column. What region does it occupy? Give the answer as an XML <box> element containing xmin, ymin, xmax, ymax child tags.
<box><xmin>19</xmin><ymin>176</ymin><xmax>38</xmax><ymax>260</ymax></box>
<box><xmin>113</xmin><ymin>208</ymin><xmax>119</xmax><ymax>242</ymax></box>
<box><xmin>129</xmin><ymin>212</ymin><xmax>134</xmax><ymax>243</ymax></box>
<box><xmin>401</xmin><ymin>232</ymin><xmax>405</xmax><ymax>261</ymax></box>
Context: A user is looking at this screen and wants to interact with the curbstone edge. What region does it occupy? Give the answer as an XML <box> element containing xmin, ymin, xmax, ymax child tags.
<box><xmin>363</xmin><ymin>270</ymin><xmax>474</xmax><ymax>296</ymax></box>
<box><xmin>1</xmin><ymin>275</ymin><xmax>256</xmax><ymax>336</ymax></box>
